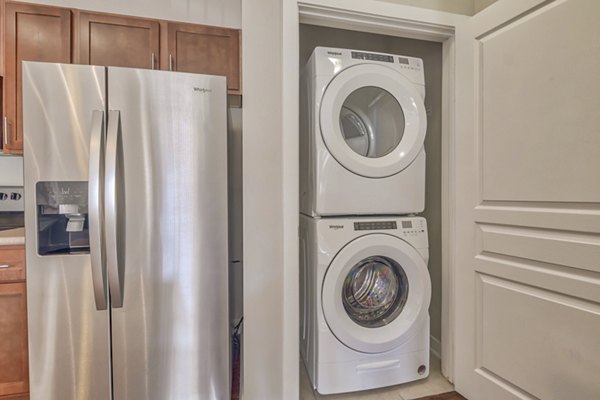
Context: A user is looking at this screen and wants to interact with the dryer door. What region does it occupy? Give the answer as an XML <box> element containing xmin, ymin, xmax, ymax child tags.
<box><xmin>322</xmin><ymin>234</ymin><xmax>431</xmax><ymax>354</ymax></box>
<box><xmin>320</xmin><ymin>64</ymin><xmax>427</xmax><ymax>178</ymax></box>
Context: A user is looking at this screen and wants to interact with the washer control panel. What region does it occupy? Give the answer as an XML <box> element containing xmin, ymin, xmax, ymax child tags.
<box><xmin>354</xmin><ymin>221</ymin><xmax>396</xmax><ymax>231</ymax></box>
<box><xmin>399</xmin><ymin>218</ymin><xmax>426</xmax><ymax>237</ymax></box>
<box><xmin>352</xmin><ymin>217</ymin><xmax>426</xmax><ymax>241</ymax></box>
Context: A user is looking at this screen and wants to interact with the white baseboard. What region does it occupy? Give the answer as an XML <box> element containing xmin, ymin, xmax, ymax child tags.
<box><xmin>430</xmin><ymin>335</ymin><xmax>442</xmax><ymax>359</ymax></box>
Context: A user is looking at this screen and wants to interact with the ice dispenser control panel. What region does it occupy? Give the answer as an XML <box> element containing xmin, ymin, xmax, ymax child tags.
<box><xmin>36</xmin><ymin>181</ymin><xmax>90</xmax><ymax>255</ymax></box>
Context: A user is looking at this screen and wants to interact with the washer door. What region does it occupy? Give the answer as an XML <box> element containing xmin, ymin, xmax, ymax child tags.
<box><xmin>322</xmin><ymin>234</ymin><xmax>431</xmax><ymax>354</ymax></box>
<box><xmin>320</xmin><ymin>64</ymin><xmax>427</xmax><ymax>178</ymax></box>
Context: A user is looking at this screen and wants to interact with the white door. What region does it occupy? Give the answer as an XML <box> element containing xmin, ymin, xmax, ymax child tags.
<box><xmin>454</xmin><ymin>0</ymin><xmax>600</xmax><ymax>399</ymax></box>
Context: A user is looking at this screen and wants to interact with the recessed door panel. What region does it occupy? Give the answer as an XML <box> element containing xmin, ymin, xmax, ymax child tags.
<box><xmin>480</xmin><ymin>0</ymin><xmax>600</xmax><ymax>203</ymax></box>
<box><xmin>479</xmin><ymin>275</ymin><xmax>600</xmax><ymax>400</ymax></box>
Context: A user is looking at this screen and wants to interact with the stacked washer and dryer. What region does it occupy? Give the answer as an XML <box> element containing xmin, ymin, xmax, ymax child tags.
<box><xmin>300</xmin><ymin>47</ymin><xmax>432</xmax><ymax>395</ymax></box>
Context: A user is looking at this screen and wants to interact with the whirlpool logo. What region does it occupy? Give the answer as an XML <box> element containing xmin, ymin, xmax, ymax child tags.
<box><xmin>328</xmin><ymin>224</ymin><xmax>344</xmax><ymax>230</ymax></box>
<box><xmin>327</xmin><ymin>51</ymin><xmax>342</xmax><ymax>56</ymax></box>
<box><xmin>194</xmin><ymin>87</ymin><xmax>212</xmax><ymax>93</ymax></box>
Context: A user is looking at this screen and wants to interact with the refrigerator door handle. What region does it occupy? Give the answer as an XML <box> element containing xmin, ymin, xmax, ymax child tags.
<box><xmin>89</xmin><ymin>110</ymin><xmax>108</xmax><ymax>310</ymax></box>
<box><xmin>106</xmin><ymin>109</ymin><xmax>125</xmax><ymax>308</ymax></box>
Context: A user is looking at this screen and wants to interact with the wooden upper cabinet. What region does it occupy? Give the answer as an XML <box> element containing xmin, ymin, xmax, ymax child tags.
<box><xmin>0</xmin><ymin>1</ymin><xmax>5</xmax><ymax>77</ymax></box>
<box><xmin>3</xmin><ymin>2</ymin><xmax>71</xmax><ymax>154</ymax></box>
<box><xmin>77</xmin><ymin>12</ymin><xmax>160</xmax><ymax>69</ymax></box>
<box><xmin>0</xmin><ymin>4</ymin><xmax>241</xmax><ymax>154</ymax></box>
<box><xmin>166</xmin><ymin>22</ymin><xmax>241</xmax><ymax>94</ymax></box>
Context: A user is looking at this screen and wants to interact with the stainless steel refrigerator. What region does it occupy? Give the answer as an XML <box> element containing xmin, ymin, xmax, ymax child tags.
<box><xmin>22</xmin><ymin>62</ymin><xmax>229</xmax><ymax>400</ymax></box>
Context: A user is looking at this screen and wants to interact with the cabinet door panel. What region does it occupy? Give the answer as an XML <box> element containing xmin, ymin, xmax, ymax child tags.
<box><xmin>167</xmin><ymin>23</ymin><xmax>241</xmax><ymax>94</ymax></box>
<box><xmin>0</xmin><ymin>283</ymin><xmax>28</xmax><ymax>397</ymax></box>
<box><xmin>4</xmin><ymin>2</ymin><xmax>71</xmax><ymax>154</ymax></box>
<box><xmin>0</xmin><ymin>245</ymin><xmax>25</xmax><ymax>283</ymax></box>
<box><xmin>78</xmin><ymin>12</ymin><xmax>159</xmax><ymax>69</ymax></box>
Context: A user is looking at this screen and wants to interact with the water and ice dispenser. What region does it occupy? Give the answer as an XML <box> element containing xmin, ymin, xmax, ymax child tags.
<box><xmin>36</xmin><ymin>181</ymin><xmax>90</xmax><ymax>255</ymax></box>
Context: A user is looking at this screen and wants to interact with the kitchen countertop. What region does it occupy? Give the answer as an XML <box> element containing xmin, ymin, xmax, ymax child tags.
<box><xmin>0</xmin><ymin>227</ymin><xmax>25</xmax><ymax>246</ymax></box>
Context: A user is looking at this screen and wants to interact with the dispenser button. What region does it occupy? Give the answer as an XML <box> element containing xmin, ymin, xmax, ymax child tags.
<box><xmin>66</xmin><ymin>217</ymin><xmax>85</xmax><ymax>232</ymax></box>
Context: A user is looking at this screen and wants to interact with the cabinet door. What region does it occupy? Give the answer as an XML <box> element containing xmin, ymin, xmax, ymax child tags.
<box><xmin>0</xmin><ymin>283</ymin><xmax>28</xmax><ymax>397</ymax></box>
<box><xmin>78</xmin><ymin>12</ymin><xmax>159</xmax><ymax>69</ymax></box>
<box><xmin>166</xmin><ymin>22</ymin><xmax>241</xmax><ymax>94</ymax></box>
<box><xmin>3</xmin><ymin>2</ymin><xmax>71</xmax><ymax>154</ymax></box>
<box><xmin>0</xmin><ymin>245</ymin><xmax>25</xmax><ymax>283</ymax></box>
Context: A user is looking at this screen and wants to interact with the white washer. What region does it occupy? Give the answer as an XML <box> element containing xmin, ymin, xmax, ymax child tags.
<box><xmin>300</xmin><ymin>47</ymin><xmax>427</xmax><ymax>217</ymax></box>
<box><xmin>300</xmin><ymin>214</ymin><xmax>431</xmax><ymax>394</ymax></box>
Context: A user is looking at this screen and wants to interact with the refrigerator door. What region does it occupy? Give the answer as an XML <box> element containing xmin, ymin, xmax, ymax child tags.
<box><xmin>107</xmin><ymin>67</ymin><xmax>229</xmax><ymax>400</ymax></box>
<box><xmin>22</xmin><ymin>62</ymin><xmax>111</xmax><ymax>399</ymax></box>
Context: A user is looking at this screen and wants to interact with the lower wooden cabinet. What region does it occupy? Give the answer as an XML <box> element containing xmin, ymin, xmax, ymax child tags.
<box><xmin>0</xmin><ymin>246</ymin><xmax>28</xmax><ymax>398</ymax></box>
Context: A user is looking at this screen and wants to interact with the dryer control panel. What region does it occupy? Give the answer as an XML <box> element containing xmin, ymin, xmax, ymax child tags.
<box><xmin>349</xmin><ymin>50</ymin><xmax>423</xmax><ymax>72</ymax></box>
<box><xmin>351</xmin><ymin>51</ymin><xmax>394</xmax><ymax>63</ymax></box>
<box><xmin>313</xmin><ymin>47</ymin><xmax>426</xmax><ymax>93</ymax></box>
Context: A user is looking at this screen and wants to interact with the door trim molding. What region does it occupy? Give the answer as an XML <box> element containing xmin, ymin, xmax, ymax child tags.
<box><xmin>298</xmin><ymin>2</ymin><xmax>456</xmax><ymax>42</ymax></box>
<box><xmin>297</xmin><ymin>0</ymin><xmax>464</xmax><ymax>381</ymax></box>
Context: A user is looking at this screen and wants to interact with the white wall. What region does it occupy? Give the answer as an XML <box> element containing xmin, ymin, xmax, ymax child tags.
<box><xmin>378</xmin><ymin>0</ymin><xmax>474</xmax><ymax>15</ymax></box>
<box><xmin>242</xmin><ymin>0</ymin><xmax>299</xmax><ymax>399</ymax></box>
<box><xmin>26</xmin><ymin>0</ymin><xmax>241</xmax><ymax>28</ymax></box>
<box><xmin>0</xmin><ymin>155</ymin><xmax>23</xmax><ymax>186</ymax></box>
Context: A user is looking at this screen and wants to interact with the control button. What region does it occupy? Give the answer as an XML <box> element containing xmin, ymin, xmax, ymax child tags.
<box><xmin>10</xmin><ymin>192</ymin><xmax>22</xmax><ymax>200</ymax></box>
<box><xmin>0</xmin><ymin>193</ymin><xmax>7</xmax><ymax>200</ymax></box>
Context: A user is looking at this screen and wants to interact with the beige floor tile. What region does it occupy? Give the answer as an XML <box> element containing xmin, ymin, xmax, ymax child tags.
<box><xmin>299</xmin><ymin>354</ymin><xmax>453</xmax><ymax>400</ymax></box>
<box><xmin>300</xmin><ymin>359</ymin><xmax>316</xmax><ymax>400</ymax></box>
<box><xmin>396</xmin><ymin>355</ymin><xmax>454</xmax><ymax>400</ymax></box>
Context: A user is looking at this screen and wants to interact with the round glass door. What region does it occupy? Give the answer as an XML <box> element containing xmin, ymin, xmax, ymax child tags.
<box><xmin>320</xmin><ymin>64</ymin><xmax>427</xmax><ymax>178</ymax></box>
<box><xmin>321</xmin><ymin>234</ymin><xmax>431</xmax><ymax>353</ymax></box>
<box><xmin>342</xmin><ymin>256</ymin><xmax>409</xmax><ymax>328</ymax></box>
<box><xmin>340</xmin><ymin>87</ymin><xmax>405</xmax><ymax>158</ymax></box>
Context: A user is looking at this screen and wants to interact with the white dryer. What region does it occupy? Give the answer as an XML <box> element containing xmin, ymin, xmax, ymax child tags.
<box><xmin>300</xmin><ymin>47</ymin><xmax>427</xmax><ymax>217</ymax></box>
<box><xmin>300</xmin><ymin>214</ymin><xmax>431</xmax><ymax>394</ymax></box>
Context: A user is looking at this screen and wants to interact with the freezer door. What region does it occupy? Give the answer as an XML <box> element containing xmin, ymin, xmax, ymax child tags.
<box><xmin>107</xmin><ymin>67</ymin><xmax>229</xmax><ymax>400</ymax></box>
<box><xmin>22</xmin><ymin>62</ymin><xmax>110</xmax><ymax>400</ymax></box>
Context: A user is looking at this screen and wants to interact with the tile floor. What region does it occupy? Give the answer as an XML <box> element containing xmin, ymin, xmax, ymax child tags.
<box><xmin>300</xmin><ymin>354</ymin><xmax>454</xmax><ymax>400</ymax></box>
